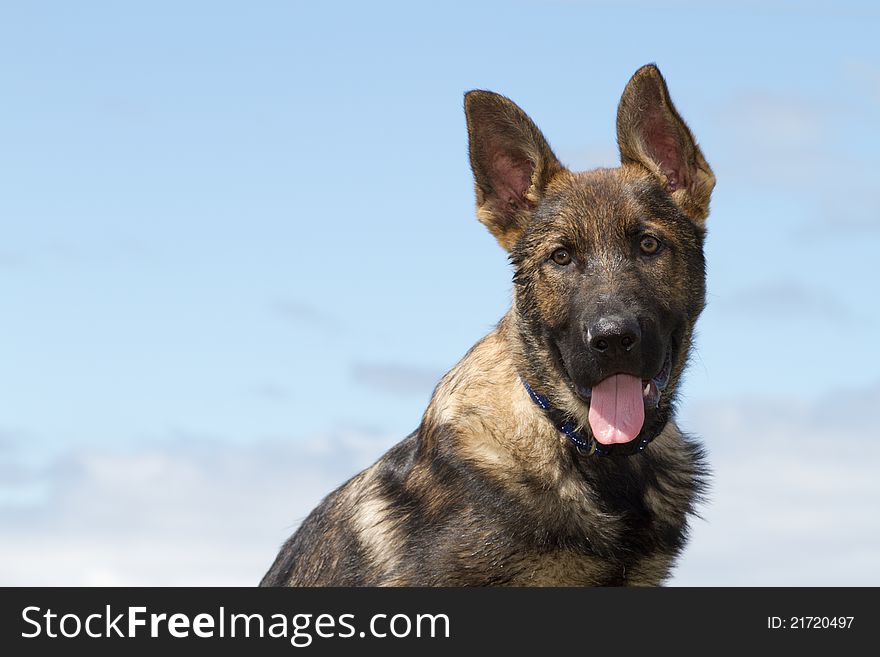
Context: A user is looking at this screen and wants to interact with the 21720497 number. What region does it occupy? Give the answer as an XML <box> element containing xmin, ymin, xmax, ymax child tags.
<box><xmin>768</xmin><ymin>617</ymin><xmax>854</xmax><ymax>629</ymax></box>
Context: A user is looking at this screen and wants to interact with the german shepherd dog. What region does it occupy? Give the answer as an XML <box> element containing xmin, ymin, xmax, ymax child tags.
<box><xmin>261</xmin><ymin>64</ymin><xmax>714</xmax><ymax>586</ymax></box>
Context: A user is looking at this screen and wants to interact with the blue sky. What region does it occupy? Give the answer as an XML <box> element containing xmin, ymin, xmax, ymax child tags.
<box><xmin>1</xmin><ymin>1</ymin><xmax>879</xmax><ymax>585</ymax></box>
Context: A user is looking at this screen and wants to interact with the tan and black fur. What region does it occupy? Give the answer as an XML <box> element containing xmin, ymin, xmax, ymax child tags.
<box><xmin>261</xmin><ymin>64</ymin><xmax>714</xmax><ymax>586</ymax></box>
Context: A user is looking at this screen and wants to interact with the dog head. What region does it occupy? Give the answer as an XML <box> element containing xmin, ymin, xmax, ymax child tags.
<box><xmin>465</xmin><ymin>64</ymin><xmax>714</xmax><ymax>447</ymax></box>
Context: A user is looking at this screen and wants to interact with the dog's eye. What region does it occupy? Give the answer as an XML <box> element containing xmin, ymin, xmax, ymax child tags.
<box><xmin>551</xmin><ymin>248</ymin><xmax>572</xmax><ymax>266</ymax></box>
<box><xmin>639</xmin><ymin>235</ymin><xmax>662</xmax><ymax>256</ymax></box>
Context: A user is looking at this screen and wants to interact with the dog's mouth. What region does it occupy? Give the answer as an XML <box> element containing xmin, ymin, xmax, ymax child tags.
<box><xmin>573</xmin><ymin>348</ymin><xmax>672</xmax><ymax>406</ymax></box>
<box><xmin>570</xmin><ymin>348</ymin><xmax>673</xmax><ymax>446</ymax></box>
<box><xmin>574</xmin><ymin>347</ymin><xmax>672</xmax><ymax>408</ymax></box>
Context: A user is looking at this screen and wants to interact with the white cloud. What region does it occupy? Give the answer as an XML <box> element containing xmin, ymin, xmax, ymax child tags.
<box><xmin>0</xmin><ymin>432</ymin><xmax>395</xmax><ymax>586</ymax></box>
<box><xmin>2</xmin><ymin>386</ymin><xmax>878</xmax><ymax>586</ymax></box>
<box><xmin>671</xmin><ymin>386</ymin><xmax>880</xmax><ymax>585</ymax></box>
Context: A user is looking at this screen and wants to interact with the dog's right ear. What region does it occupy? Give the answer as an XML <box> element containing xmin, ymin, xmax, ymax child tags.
<box><xmin>465</xmin><ymin>91</ymin><xmax>564</xmax><ymax>251</ymax></box>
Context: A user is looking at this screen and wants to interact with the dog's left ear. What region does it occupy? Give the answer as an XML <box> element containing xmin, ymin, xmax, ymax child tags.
<box><xmin>617</xmin><ymin>64</ymin><xmax>715</xmax><ymax>224</ymax></box>
<box><xmin>465</xmin><ymin>90</ymin><xmax>564</xmax><ymax>250</ymax></box>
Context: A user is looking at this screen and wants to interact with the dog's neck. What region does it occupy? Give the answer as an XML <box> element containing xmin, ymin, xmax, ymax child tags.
<box><xmin>421</xmin><ymin>312</ymin><xmax>572</xmax><ymax>471</ymax></box>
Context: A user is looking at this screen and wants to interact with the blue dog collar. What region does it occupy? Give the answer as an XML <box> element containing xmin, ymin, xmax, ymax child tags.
<box><xmin>522</xmin><ymin>379</ymin><xmax>652</xmax><ymax>457</ymax></box>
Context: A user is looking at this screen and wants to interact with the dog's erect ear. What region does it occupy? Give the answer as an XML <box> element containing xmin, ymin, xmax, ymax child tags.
<box><xmin>465</xmin><ymin>91</ymin><xmax>564</xmax><ymax>250</ymax></box>
<box><xmin>617</xmin><ymin>64</ymin><xmax>715</xmax><ymax>223</ymax></box>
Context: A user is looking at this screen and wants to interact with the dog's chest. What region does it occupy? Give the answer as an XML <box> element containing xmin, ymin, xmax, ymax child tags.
<box><xmin>509</xmin><ymin>456</ymin><xmax>694</xmax><ymax>585</ymax></box>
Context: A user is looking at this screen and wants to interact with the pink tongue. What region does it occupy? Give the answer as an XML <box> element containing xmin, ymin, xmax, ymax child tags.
<box><xmin>588</xmin><ymin>374</ymin><xmax>645</xmax><ymax>445</ymax></box>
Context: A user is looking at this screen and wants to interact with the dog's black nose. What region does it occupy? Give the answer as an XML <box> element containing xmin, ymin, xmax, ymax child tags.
<box><xmin>587</xmin><ymin>315</ymin><xmax>641</xmax><ymax>355</ymax></box>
